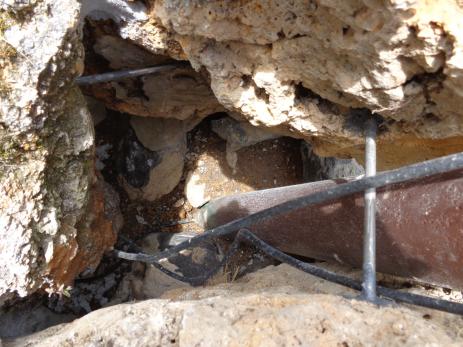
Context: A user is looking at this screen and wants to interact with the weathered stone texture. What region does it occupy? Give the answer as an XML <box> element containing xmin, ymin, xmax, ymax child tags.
<box><xmin>121</xmin><ymin>116</ymin><xmax>196</xmax><ymax>201</ymax></box>
<box><xmin>2</xmin><ymin>0</ymin><xmax>463</xmax><ymax>307</ymax></box>
<box><xmin>8</xmin><ymin>265</ymin><xmax>463</xmax><ymax>347</ymax></box>
<box><xmin>81</xmin><ymin>3</ymin><xmax>223</xmax><ymax>121</ymax></box>
<box><xmin>0</xmin><ymin>0</ymin><xmax>117</xmax><ymax>303</ymax></box>
<box><xmin>149</xmin><ymin>0</ymin><xmax>463</xmax><ymax>167</ymax></box>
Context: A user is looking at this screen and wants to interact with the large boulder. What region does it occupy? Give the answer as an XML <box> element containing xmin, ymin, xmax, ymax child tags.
<box><xmin>8</xmin><ymin>264</ymin><xmax>463</xmax><ymax>346</ymax></box>
<box><xmin>149</xmin><ymin>0</ymin><xmax>463</xmax><ymax>168</ymax></box>
<box><xmin>0</xmin><ymin>0</ymin><xmax>117</xmax><ymax>303</ymax></box>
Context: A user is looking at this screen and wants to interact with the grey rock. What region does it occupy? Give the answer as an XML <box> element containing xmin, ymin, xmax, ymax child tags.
<box><xmin>116</xmin><ymin>127</ymin><xmax>160</xmax><ymax>189</ymax></box>
<box><xmin>121</xmin><ymin>116</ymin><xmax>201</xmax><ymax>201</ymax></box>
<box><xmin>0</xmin><ymin>0</ymin><xmax>116</xmax><ymax>304</ymax></box>
<box><xmin>301</xmin><ymin>142</ymin><xmax>364</xmax><ymax>181</ymax></box>
<box><xmin>85</xmin><ymin>96</ymin><xmax>107</xmax><ymax>126</ymax></box>
<box><xmin>0</xmin><ymin>302</ymin><xmax>76</xmax><ymax>339</ymax></box>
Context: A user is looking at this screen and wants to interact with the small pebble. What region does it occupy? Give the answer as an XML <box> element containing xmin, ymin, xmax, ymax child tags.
<box><xmin>392</xmin><ymin>321</ymin><xmax>406</xmax><ymax>336</ymax></box>
<box><xmin>174</xmin><ymin>198</ymin><xmax>185</xmax><ymax>208</ymax></box>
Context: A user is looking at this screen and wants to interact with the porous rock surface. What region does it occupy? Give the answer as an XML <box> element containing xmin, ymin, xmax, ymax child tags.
<box><xmin>81</xmin><ymin>17</ymin><xmax>224</xmax><ymax>121</ymax></box>
<box><xmin>2</xmin><ymin>0</ymin><xmax>463</xmax><ymax>316</ymax></box>
<box><xmin>147</xmin><ymin>0</ymin><xmax>463</xmax><ymax>168</ymax></box>
<box><xmin>7</xmin><ymin>265</ymin><xmax>463</xmax><ymax>347</ymax></box>
<box><xmin>0</xmin><ymin>0</ymin><xmax>118</xmax><ymax>303</ymax></box>
<box><xmin>81</xmin><ymin>0</ymin><xmax>463</xmax><ymax>166</ymax></box>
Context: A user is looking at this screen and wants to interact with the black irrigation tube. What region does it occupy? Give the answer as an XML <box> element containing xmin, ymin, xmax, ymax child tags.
<box><xmin>75</xmin><ymin>57</ymin><xmax>463</xmax><ymax>315</ymax></box>
<box><xmin>235</xmin><ymin>229</ymin><xmax>463</xmax><ymax>315</ymax></box>
<box><xmin>114</xmin><ymin>151</ymin><xmax>463</xmax><ymax>315</ymax></box>
<box><xmin>115</xmin><ymin>226</ymin><xmax>463</xmax><ymax>315</ymax></box>
<box><xmin>117</xmin><ymin>233</ymin><xmax>242</xmax><ymax>285</ymax></box>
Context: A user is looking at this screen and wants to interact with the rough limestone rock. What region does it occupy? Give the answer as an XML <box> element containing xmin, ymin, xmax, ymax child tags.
<box><xmin>0</xmin><ymin>301</ymin><xmax>76</xmax><ymax>339</ymax></box>
<box><xmin>80</xmin><ymin>1</ymin><xmax>463</xmax><ymax>167</ymax></box>
<box><xmin>8</xmin><ymin>264</ymin><xmax>463</xmax><ymax>347</ymax></box>
<box><xmin>0</xmin><ymin>1</ymin><xmax>117</xmax><ymax>303</ymax></box>
<box><xmin>148</xmin><ymin>0</ymin><xmax>463</xmax><ymax>168</ymax></box>
<box><xmin>2</xmin><ymin>0</ymin><xmax>463</xmax><ymax>322</ymax></box>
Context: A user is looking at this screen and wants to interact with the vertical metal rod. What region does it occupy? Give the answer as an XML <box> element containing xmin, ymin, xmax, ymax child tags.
<box><xmin>362</xmin><ymin>118</ymin><xmax>377</xmax><ymax>302</ymax></box>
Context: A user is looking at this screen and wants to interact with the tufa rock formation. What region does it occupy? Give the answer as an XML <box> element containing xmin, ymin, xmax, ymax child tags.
<box><xmin>8</xmin><ymin>265</ymin><xmax>463</xmax><ymax>346</ymax></box>
<box><xmin>2</xmin><ymin>0</ymin><xmax>463</xmax><ymax>310</ymax></box>
<box><xmin>148</xmin><ymin>0</ymin><xmax>463</xmax><ymax>168</ymax></box>
<box><xmin>0</xmin><ymin>1</ymin><xmax>119</xmax><ymax>304</ymax></box>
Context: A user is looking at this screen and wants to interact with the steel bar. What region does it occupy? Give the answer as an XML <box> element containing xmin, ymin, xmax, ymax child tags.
<box><xmin>75</xmin><ymin>63</ymin><xmax>188</xmax><ymax>85</ymax></box>
<box><xmin>362</xmin><ymin>119</ymin><xmax>377</xmax><ymax>301</ymax></box>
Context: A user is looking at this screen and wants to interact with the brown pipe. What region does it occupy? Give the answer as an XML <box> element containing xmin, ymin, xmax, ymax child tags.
<box><xmin>197</xmin><ymin>170</ymin><xmax>463</xmax><ymax>289</ymax></box>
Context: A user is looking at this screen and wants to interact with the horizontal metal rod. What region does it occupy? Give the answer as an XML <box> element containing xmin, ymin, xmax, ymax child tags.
<box><xmin>75</xmin><ymin>62</ymin><xmax>189</xmax><ymax>85</ymax></box>
<box><xmin>197</xmin><ymin>169</ymin><xmax>463</xmax><ymax>289</ymax></box>
<box><xmin>114</xmin><ymin>151</ymin><xmax>463</xmax><ymax>315</ymax></box>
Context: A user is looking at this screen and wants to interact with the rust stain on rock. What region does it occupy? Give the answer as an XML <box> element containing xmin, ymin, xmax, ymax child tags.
<box><xmin>46</xmin><ymin>179</ymin><xmax>117</xmax><ymax>291</ymax></box>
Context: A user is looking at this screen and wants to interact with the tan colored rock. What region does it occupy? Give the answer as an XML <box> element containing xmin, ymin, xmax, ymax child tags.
<box><xmin>85</xmin><ymin>62</ymin><xmax>224</xmax><ymax>120</ymax></box>
<box><xmin>93</xmin><ymin>34</ymin><xmax>171</xmax><ymax>70</ymax></box>
<box><xmin>82</xmin><ymin>18</ymin><xmax>224</xmax><ymax>120</ymax></box>
<box><xmin>82</xmin><ymin>0</ymin><xmax>185</xmax><ymax>60</ymax></box>
<box><xmin>211</xmin><ymin>116</ymin><xmax>280</xmax><ymax>170</ymax></box>
<box><xmin>3</xmin><ymin>0</ymin><xmax>463</xmax><ymax>311</ymax></box>
<box><xmin>123</xmin><ymin>149</ymin><xmax>185</xmax><ymax>201</ymax></box>
<box><xmin>9</xmin><ymin>264</ymin><xmax>463</xmax><ymax>347</ymax></box>
<box><xmin>184</xmin><ymin>135</ymin><xmax>303</xmax><ymax>208</ymax></box>
<box><xmin>81</xmin><ymin>1</ymin><xmax>463</xmax><ymax>167</ymax></box>
<box><xmin>149</xmin><ymin>0</ymin><xmax>463</xmax><ymax>168</ymax></box>
<box><xmin>185</xmin><ymin>171</ymin><xmax>210</xmax><ymax>208</ymax></box>
<box><xmin>130</xmin><ymin>115</ymin><xmax>196</xmax><ymax>152</ymax></box>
